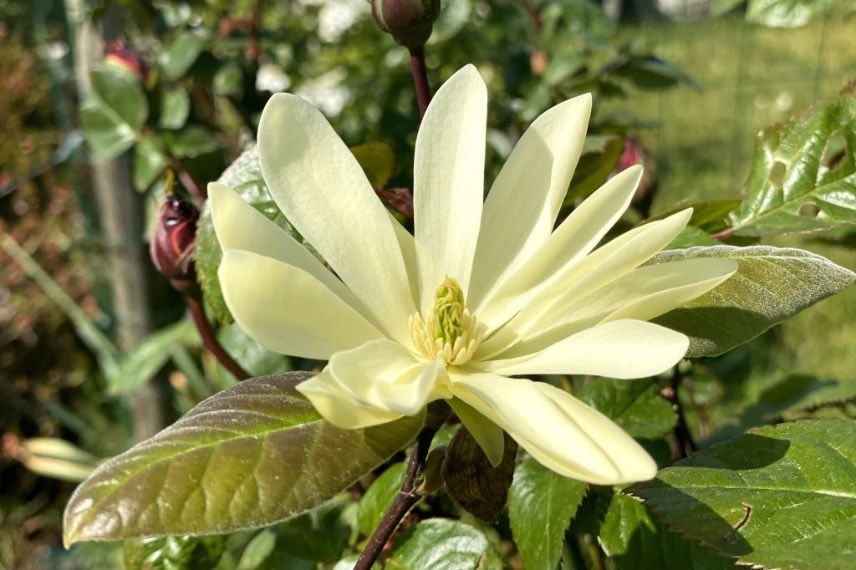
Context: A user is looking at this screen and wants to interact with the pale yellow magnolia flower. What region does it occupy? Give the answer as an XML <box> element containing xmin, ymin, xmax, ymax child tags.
<box><xmin>210</xmin><ymin>65</ymin><xmax>737</xmax><ymax>485</ymax></box>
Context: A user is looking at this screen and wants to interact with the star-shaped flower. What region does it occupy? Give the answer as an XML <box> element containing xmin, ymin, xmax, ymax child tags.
<box><xmin>210</xmin><ymin>65</ymin><xmax>737</xmax><ymax>484</ymax></box>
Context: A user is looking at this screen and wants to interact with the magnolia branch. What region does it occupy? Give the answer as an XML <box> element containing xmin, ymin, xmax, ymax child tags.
<box><xmin>185</xmin><ymin>293</ymin><xmax>250</xmax><ymax>381</ymax></box>
<box><xmin>353</xmin><ymin>426</ymin><xmax>438</xmax><ymax>570</ymax></box>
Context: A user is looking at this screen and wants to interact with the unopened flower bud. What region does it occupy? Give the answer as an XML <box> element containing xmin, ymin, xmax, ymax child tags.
<box><xmin>104</xmin><ymin>40</ymin><xmax>149</xmax><ymax>82</ymax></box>
<box><xmin>370</xmin><ymin>0</ymin><xmax>440</xmax><ymax>50</ymax></box>
<box><xmin>150</xmin><ymin>192</ymin><xmax>199</xmax><ymax>294</ymax></box>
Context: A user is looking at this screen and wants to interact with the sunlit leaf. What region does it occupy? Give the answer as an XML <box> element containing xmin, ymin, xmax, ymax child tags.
<box><xmin>508</xmin><ymin>458</ymin><xmax>586</xmax><ymax>570</ymax></box>
<box><xmin>728</xmin><ymin>95</ymin><xmax>856</xmax><ymax>236</ymax></box>
<box><xmin>386</xmin><ymin>519</ymin><xmax>503</xmax><ymax>570</ymax></box>
<box><xmin>133</xmin><ymin>135</ymin><xmax>167</xmax><ymax>191</ymax></box>
<box><xmin>632</xmin><ymin>419</ymin><xmax>856</xmax><ymax>570</ymax></box>
<box><xmin>63</xmin><ymin>372</ymin><xmax>423</xmax><ymax>545</ymax></box>
<box><xmin>356</xmin><ymin>462</ymin><xmax>405</xmax><ymax>538</ymax></box>
<box><xmin>650</xmin><ymin>245</ymin><xmax>855</xmax><ymax>356</ymax></box>
<box><xmin>576</xmin><ymin>379</ymin><xmax>677</xmax><ymax>440</ymax></box>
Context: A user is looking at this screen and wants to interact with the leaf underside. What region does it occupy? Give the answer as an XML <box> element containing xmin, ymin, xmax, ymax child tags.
<box><xmin>650</xmin><ymin>245</ymin><xmax>855</xmax><ymax>357</ymax></box>
<box><xmin>63</xmin><ymin>372</ymin><xmax>423</xmax><ymax>545</ymax></box>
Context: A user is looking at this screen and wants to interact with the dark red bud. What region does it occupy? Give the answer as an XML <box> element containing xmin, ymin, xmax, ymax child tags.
<box><xmin>104</xmin><ymin>40</ymin><xmax>149</xmax><ymax>81</ymax></box>
<box><xmin>371</xmin><ymin>0</ymin><xmax>440</xmax><ymax>50</ymax></box>
<box><xmin>150</xmin><ymin>194</ymin><xmax>199</xmax><ymax>294</ymax></box>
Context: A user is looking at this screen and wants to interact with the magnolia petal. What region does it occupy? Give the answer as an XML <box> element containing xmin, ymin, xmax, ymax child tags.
<box><xmin>449</xmin><ymin>373</ymin><xmax>657</xmax><ymax>484</ymax></box>
<box><xmin>469</xmin><ymin>95</ymin><xmax>592</xmax><ymax>308</ymax></box>
<box><xmin>476</xmin><ymin>167</ymin><xmax>643</xmax><ymax>331</ymax></box>
<box><xmin>208</xmin><ymin>182</ymin><xmax>361</xmax><ymax>311</ymax></box>
<box><xmin>414</xmin><ymin>65</ymin><xmax>487</xmax><ymax>311</ymax></box>
<box><xmin>298</xmin><ymin>339</ymin><xmax>446</xmax><ymax>429</ymax></box>
<box><xmin>478</xmin><ymin>207</ymin><xmax>691</xmax><ymax>358</ymax></box>
<box><xmin>496</xmin><ymin>257</ymin><xmax>738</xmax><ymax>358</ymax></box>
<box><xmin>219</xmin><ymin>250</ymin><xmax>383</xmax><ymax>359</ymax></box>
<box><xmin>257</xmin><ymin>93</ymin><xmax>415</xmax><ymax>343</ymax></box>
<box><xmin>296</xmin><ymin>374</ymin><xmax>403</xmax><ymax>430</ymax></box>
<box><xmin>448</xmin><ymin>399</ymin><xmax>505</xmax><ymax>467</ymax></box>
<box><xmin>481</xmin><ymin>319</ymin><xmax>688</xmax><ymax>379</ymax></box>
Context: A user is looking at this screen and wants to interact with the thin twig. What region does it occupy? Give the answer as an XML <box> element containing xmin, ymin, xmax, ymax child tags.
<box><xmin>666</xmin><ymin>367</ymin><xmax>697</xmax><ymax>460</ymax></box>
<box><xmin>409</xmin><ymin>47</ymin><xmax>431</xmax><ymax>118</ymax></box>
<box><xmin>354</xmin><ymin>427</ymin><xmax>438</xmax><ymax>570</ymax></box>
<box><xmin>185</xmin><ymin>294</ymin><xmax>250</xmax><ymax>381</ymax></box>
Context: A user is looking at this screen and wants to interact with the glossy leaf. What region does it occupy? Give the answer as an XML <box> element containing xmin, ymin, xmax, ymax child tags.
<box><xmin>650</xmin><ymin>245</ymin><xmax>855</xmax><ymax>357</ymax></box>
<box><xmin>159</xmin><ymin>31</ymin><xmax>209</xmax><ymax>81</ymax></box>
<box><xmin>508</xmin><ymin>458</ymin><xmax>586</xmax><ymax>570</ymax></box>
<box><xmin>356</xmin><ymin>462</ymin><xmax>405</xmax><ymax>537</ymax></box>
<box><xmin>63</xmin><ymin>372</ymin><xmax>424</xmax><ymax>545</ymax></box>
<box><xmin>79</xmin><ymin>97</ymin><xmax>138</xmax><ymax>158</ymax></box>
<box><xmin>632</xmin><ymin>419</ymin><xmax>856</xmax><ymax>570</ymax></box>
<box><xmin>728</xmin><ymin>95</ymin><xmax>856</xmax><ymax>236</ymax></box>
<box><xmin>599</xmin><ymin>490</ymin><xmax>736</xmax><ymax>569</ymax></box>
<box><xmin>90</xmin><ymin>66</ymin><xmax>148</xmax><ymax>133</ymax></box>
<box><xmin>442</xmin><ymin>430</ymin><xmax>517</xmax><ymax>522</ymax></box>
<box><xmin>195</xmin><ymin>147</ymin><xmax>301</xmax><ymax>323</ymax></box>
<box><xmin>575</xmin><ymin>379</ymin><xmax>677</xmax><ymax>440</ymax></box>
<box><xmin>133</xmin><ymin>135</ymin><xmax>167</xmax><ymax>191</ymax></box>
<box><xmin>386</xmin><ymin>519</ymin><xmax>503</xmax><ymax>570</ymax></box>
<box><xmin>159</xmin><ymin>87</ymin><xmax>190</xmax><ymax>129</ymax></box>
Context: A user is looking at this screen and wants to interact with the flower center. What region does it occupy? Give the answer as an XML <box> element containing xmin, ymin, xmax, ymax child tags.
<box><xmin>409</xmin><ymin>277</ymin><xmax>483</xmax><ymax>366</ymax></box>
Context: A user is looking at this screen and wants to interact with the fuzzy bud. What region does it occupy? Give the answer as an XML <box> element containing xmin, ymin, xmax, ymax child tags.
<box><xmin>150</xmin><ymin>193</ymin><xmax>199</xmax><ymax>294</ymax></box>
<box><xmin>370</xmin><ymin>0</ymin><xmax>440</xmax><ymax>50</ymax></box>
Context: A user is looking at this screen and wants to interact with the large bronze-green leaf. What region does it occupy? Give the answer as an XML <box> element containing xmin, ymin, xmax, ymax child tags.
<box><xmin>728</xmin><ymin>95</ymin><xmax>856</xmax><ymax>236</ymax></box>
<box><xmin>63</xmin><ymin>372</ymin><xmax>423</xmax><ymax>545</ymax></box>
<box><xmin>632</xmin><ymin>419</ymin><xmax>856</xmax><ymax>570</ymax></box>
<box><xmin>650</xmin><ymin>245</ymin><xmax>855</xmax><ymax>357</ymax></box>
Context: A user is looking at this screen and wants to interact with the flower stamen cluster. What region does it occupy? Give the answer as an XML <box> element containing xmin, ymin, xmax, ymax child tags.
<box><xmin>409</xmin><ymin>277</ymin><xmax>482</xmax><ymax>365</ymax></box>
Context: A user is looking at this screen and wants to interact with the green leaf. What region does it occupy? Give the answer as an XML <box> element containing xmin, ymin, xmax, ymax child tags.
<box><xmin>123</xmin><ymin>535</ymin><xmax>225</xmax><ymax>570</ymax></box>
<box><xmin>728</xmin><ymin>96</ymin><xmax>856</xmax><ymax>236</ymax></box>
<box><xmin>575</xmin><ymin>379</ymin><xmax>677</xmax><ymax>440</ymax></box>
<box><xmin>196</xmin><ymin>147</ymin><xmax>301</xmax><ymax>323</ymax></box>
<box><xmin>746</xmin><ymin>0</ymin><xmax>837</xmax><ymax>28</ymax></box>
<box><xmin>161</xmin><ymin>126</ymin><xmax>220</xmax><ymax>158</ymax></box>
<box><xmin>133</xmin><ymin>135</ymin><xmax>167</xmax><ymax>191</ymax></box>
<box><xmin>386</xmin><ymin>519</ymin><xmax>503</xmax><ymax>570</ymax></box>
<box><xmin>441</xmin><ymin>430</ymin><xmax>517</xmax><ymax>522</ymax></box>
<box><xmin>650</xmin><ymin>245</ymin><xmax>855</xmax><ymax>357</ymax></box>
<box><xmin>79</xmin><ymin>97</ymin><xmax>138</xmax><ymax>159</ymax></box>
<box><xmin>632</xmin><ymin>419</ymin><xmax>856</xmax><ymax>570</ymax></box>
<box><xmin>356</xmin><ymin>462</ymin><xmax>405</xmax><ymax>537</ymax></box>
<box><xmin>159</xmin><ymin>31</ymin><xmax>209</xmax><ymax>81</ymax></box>
<box><xmin>599</xmin><ymin>490</ymin><xmax>736</xmax><ymax>569</ymax></box>
<box><xmin>108</xmin><ymin>319</ymin><xmax>197</xmax><ymax>394</ymax></box>
<box><xmin>217</xmin><ymin>323</ymin><xmax>290</xmax><ymax>378</ymax></box>
<box><xmin>91</xmin><ymin>66</ymin><xmax>148</xmax><ymax>132</ymax></box>
<box><xmin>237</xmin><ymin>529</ymin><xmax>277</xmax><ymax>570</ymax></box>
<box><xmin>351</xmin><ymin>142</ymin><xmax>395</xmax><ymax>188</ymax></box>
<box><xmin>667</xmin><ymin>226</ymin><xmax>719</xmax><ymax>249</ymax></box>
<box><xmin>63</xmin><ymin>372</ymin><xmax>424</xmax><ymax>545</ymax></box>
<box><xmin>159</xmin><ymin>87</ymin><xmax>190</xmax><ymax>129</ymax></box>
<box><xmin>508</xmin><ymin>458</ymin><xmax>587</xmax><ymax>570</ymax></box>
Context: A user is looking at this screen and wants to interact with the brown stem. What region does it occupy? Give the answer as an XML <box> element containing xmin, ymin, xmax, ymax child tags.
<box><xmin>354</xmin><ymin>427</ymin><xmax>438</xmax><ymax>570</ymax></box>
<box><xmin>712</xmin><ymin>227</ymin><xmax>735</xmax><ymax>240</ymax></box>
<box><xmin>666</xmin><ymin>367</ymin><xmax>697</xmax><ymax>460</ymax></box>
<box><xmin>409</xmin><ymin>47</ymin><xmax>431</xmax><ymax>118</ymax></box>
<box><xmin>185</xmin><ymin>294</ymin><xmax>250</xmax><ymax>381</ymax></box>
